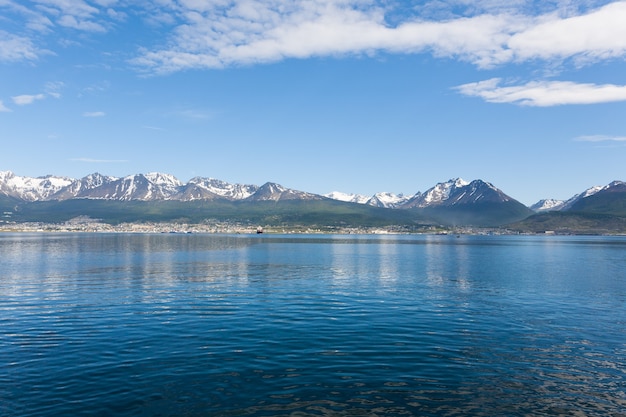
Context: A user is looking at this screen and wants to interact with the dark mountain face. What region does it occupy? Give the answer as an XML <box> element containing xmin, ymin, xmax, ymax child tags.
<box><xmin>568</xmin><ymin>181</ymin><xmax>626</xmax><ymax>216</ymax></box>
<box><xmin>445</xmin><ymin>180</ymin><xmax>513</xmax><ymax>205</ymax></box>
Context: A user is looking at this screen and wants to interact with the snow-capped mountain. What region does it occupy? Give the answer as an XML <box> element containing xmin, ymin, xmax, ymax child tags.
<box><xmin>530</xmin><ymin>199</ymin><xmax>566</xmax><ymax>212</ymax></box>
<box><xmin>51</xmin><ymin>173</ymin><xmax>119</xmax><ymax>200</ymax></box>
<box><xmin>366</xmin><ymin>192</ymin><xmax>410</xmax><ymax>208</ymax></box>
<box><xmin>399</xmin><ymin>178</ymin><xmax>512</xmax><ymax>209</ymax></box>
<box><xmin>181</xmin><ymin>177</ymin><xmax>258</xmax><ymax>201</ymax></box>
<box><xmin>404</xmin><ymin>178</ymin><xmax>470</xmax><ymax>208</ymax></box>
<box><xmin>0</xmin><ymin>171</ymin><xmax>317</xmax><ymax>203</ymax></box>
<box><xmin>4</xmin><ymin>170</ymin><xmax>622</xmax><ymax>218</ymax></box>
<box><xmin>324</xmin><ymin>178</ymin><xmax>519</xmax><ymax>211</ymax></box>
<box><xmin>67</xmin><ymin>173</ymin><xmax>183</xmax><ymax>201</ymax></box>
<box><xmin>0</xmin><ymin>171</ymin><xmax>73</xmax><ymax>201</ymax></box>
<box><xmin>0</xmin><ymin>172</ymin><xmax>520</xmax><ymax>211</ymax></box>
<box><xmin>247</xmin><ymin>182</ymin><xmax>323</xmax><ymax>201</ymax></box>
<box><xmin>324</xmin><ymin>191</ymin><xmax>409</xmax><ymax>208</ymax></box>
<box><xmin>324</xmin><ymin>191</ymin><xmax>370</xmax><ymax>205</ymax></box>
<box><xmin>559</xmin><ymin>184</ymin><xmax>608</xmax><ymax>211</ymax></box>
<box><xmin>531</xmin><ymin>184</ymin><xmax>609</xmax><ymax>212</ymax></box>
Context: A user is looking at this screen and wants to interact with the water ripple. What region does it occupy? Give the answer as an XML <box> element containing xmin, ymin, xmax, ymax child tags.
<box><xmin>1</xmin><ymin>234</ymin><xmax>626</xmax><ymax>416</ymax></box>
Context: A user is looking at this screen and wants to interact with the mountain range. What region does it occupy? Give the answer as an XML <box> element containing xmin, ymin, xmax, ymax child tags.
<box><xmin>1</xmin><ymin>171</ymin><xmax>625</xmax><ymax>232</ymax></box>
<box><xmin>0</xmin><ymin>171</ymin><xmax>534</xmax><ymax>207</ymax></box>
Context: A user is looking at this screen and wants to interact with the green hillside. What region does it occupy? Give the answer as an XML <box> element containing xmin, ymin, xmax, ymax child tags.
<box><xmin>509</xmin><ymin>212</ymin><xmax>626</xmax><ymax>235</ymax></box>
<box><xmin>510</xmin><ymin>184</ymin><xmax>626</xmax><ymax>234</ymax></box>
<box><xmin>568</xmin><ymin>188</ymin><xmax>626</xmax><ymax>216</ymax></box>
<box><xmin>7</xmin><ymin>198</ymin><xmax>434</xmax><ymax>230</ymax></box>
<box><xmin>419</xmin><ymin>201</ymin><xmax>534</xmax><ymax>227</ymax></box>
<box><xmin>0</xmin><ymin>195</ymin><xmax>19</xmax><ymax>218</ymax></box>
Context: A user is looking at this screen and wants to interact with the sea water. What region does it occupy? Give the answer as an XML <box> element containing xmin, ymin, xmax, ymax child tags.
<box><xmin>1</xmin><ymin>233</ymin><xmax>625</xmax><ymax>416</ymax></box>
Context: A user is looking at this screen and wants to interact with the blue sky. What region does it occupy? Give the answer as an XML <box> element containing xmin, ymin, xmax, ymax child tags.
<box><xmin>1</xmin><ymin>0</ymin><xmax>626</xmax><ymax>205</ymax></box>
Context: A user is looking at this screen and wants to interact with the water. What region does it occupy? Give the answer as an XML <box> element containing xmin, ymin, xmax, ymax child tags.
<box><xmin>1</xmin><ymin>233</ymin><xmax>625</xmax><ymax>416</ymax></box>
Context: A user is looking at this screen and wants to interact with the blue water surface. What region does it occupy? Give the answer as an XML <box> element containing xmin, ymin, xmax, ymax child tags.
<box><xmin>1</xmin><ymin>233</ymin><xmax>625</xmax><ymax>416</ymax></box>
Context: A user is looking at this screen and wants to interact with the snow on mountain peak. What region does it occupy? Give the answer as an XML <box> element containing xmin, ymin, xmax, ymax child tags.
<box><xmin>530</xmin><ymin>199</ymin><xmax>566</xmax><ymax>212</ymax></box>
<box><xmin>187</xmin><ymin>177</ymin><xmax>258</xmax><ymax>200</ymax></box>
<box><xmin>145</xmin><ymin>172</ymin><xmax>183</xmax><ymax>187</ymax></box>
<box><xmin>421</xmin><ymin>178</ymin><xmax>467</xmax><ymax>206</ymax></box>
<box><xmin>367</xmin><ymin>192</ymin><xmax>409</xmax><ymax>208</ymax></box>
<box><xmin>0</xmin><ymin>172</ymin><xmax>73</xmax><ymax>201</ymax></box>
<box><xmin>324</xmin><ymin>191</ymin><xmax>370</xmax><ymax>204</ymax></box>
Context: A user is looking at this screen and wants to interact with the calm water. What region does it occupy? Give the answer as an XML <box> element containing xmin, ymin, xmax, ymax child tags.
<box><xmin>1</xmin><ymin>233</ymin><xmax>626</xmax><ymax>416</ymax></box>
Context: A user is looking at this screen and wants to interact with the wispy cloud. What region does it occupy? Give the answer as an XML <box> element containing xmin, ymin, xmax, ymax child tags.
<box><xmin>455</xmin><ymin>78</ymin><xmax>626</xmax><ymax>106</ymax></box>
<box><xmin>0</xmin><ymin>100</ymin><xmax>12</xmax><ymax>112</ymax></box>
<box><xmin>0</xmin><ymin>0</ymin><xmax>114</xmax><ymax>62</ymax></box>
<box><xmin>12</xmin><ymin>93</ymin><xmax>46</xmax><ymax>105</ymax></box>
<box><xmin>44</xmin><ymin>81</ymin><xmax>65</xmax><ymax>99</ymax></box>
<box><xmin>174</xmin><ymin>108</ymin><xmax>216</xmax><ymax>120</ymax></box>
<box><xmin>574</xmin><ymin>135</ymin><xmax>626</xmax><ymax>142</ymax></box>
<box><xmin>83</xmin><ymin>111</ymin><xmax>106</xmax><ymax>117</ymax></box>
<box><xmin>32</xmin><ymin>0</ymin><xmax>108</xmax><ymax>32</ymax></box>
<box><xmin>0</xmin><ymin>30</ymin><xmax>41</xmax><ymax>62</ymax></box>
<box><xmin>70</xmin><ymin>157</ymin><xmax>129</xmax><ymax>163</ymax></box>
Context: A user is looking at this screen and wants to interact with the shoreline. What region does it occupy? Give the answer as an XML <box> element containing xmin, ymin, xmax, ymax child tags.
<box><xmin>0</xmin><ymin>220</ymin><xmax>511</xmax><ymax>235</ymax></box>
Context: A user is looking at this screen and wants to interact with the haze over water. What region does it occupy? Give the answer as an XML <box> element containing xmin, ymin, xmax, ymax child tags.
<box><xmin>1</xmin><ymin>233</ymin><xmax>625</xmax><ymax>416</ymax></box>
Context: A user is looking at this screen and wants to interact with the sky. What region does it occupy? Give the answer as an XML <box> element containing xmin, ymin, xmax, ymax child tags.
<box><xmin>1</xmin><ymin>0</ymin><xmax>626</xmax><ymax>205</ymax></box>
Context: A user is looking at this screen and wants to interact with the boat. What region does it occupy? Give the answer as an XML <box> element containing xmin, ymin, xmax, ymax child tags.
<box><xmin>256</xmin><ymin>226</ymin><xmax>263</xmax><ymax>234</ymax></box>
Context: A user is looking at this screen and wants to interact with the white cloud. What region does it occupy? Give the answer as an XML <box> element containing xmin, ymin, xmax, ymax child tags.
<box><xmin>131</xmin><ymin>0</ymin><xmax>626</xmax><ymax>73</ymax></box>
<box><xmin>455</xmin><ymin>78</ymin><xmax>626</xmax><ymax>106</ymax></box>
<box><xmin>508</xmin><ymin>1</ymin><xmax>626</xmax><ymax>64</ymax></box>
<box><xmin>0</xmin><ymin>100</ymin><xmax>12</xmax><ymax>112</ymax></box>
<box><xmin>4</xmin><ymin>0</ymin><xmax>626</xmax><ymax>78</ymax></box>
<box><xmin>132</xmin><ymin>1</ymin><xmax>525</xmax><ymax>73</ymax></box>
<box><xmin>83</xmin><ymin>111</ymin><xmax>106</xmax><ymax>117</ymax></box>
<box><xmin>12</xmin><ymin>93</ymin><xmax>46</xmax><ymax>105</ymax></box>
<box><xmin>574</xmin><ymin>135</ymin><xmax>626</xmax><ymax>142</ymax></box>
<box><xmin>0</xmin><ymin>30</ymin><xmax>40</xmax><ymax>62</ymax></box>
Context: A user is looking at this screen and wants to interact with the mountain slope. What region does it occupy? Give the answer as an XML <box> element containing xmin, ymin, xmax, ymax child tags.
<box><xmin>567</xmin><ymin>181</ymin><xmax>626</xmax><ymax>215</ymax></box>
<box><xmin>530</xmin><ymin>184</ymin><xmax>609</xmax><ymax>212</ymax></box>
<box><xmin>512</xmin><ymin>181</ymin><xmax>626</xmax><ymax>233</ymax></box>
<box><xmin>510</xmin><ymin>212</ymin><xmax>626</xmax><ymax>235</ymax></box>
<box><xmin>10</xmin><ymin>197</ymin><xmax>433</xmax><ymax>230</ymax></box>
<box><xmin>367</xmin><ymin>192</ymin><xmax>410</xmax><ymax>208</ymax></box>
<box><xmin>0</xmin><ymin>171</ymin><xmax>73</xmax><ymax>201</ymax></box>
<box><xmin>400</xmin><ymin>179</ymin><xmax>516</xmax><ymax>208</ymax></box>
<box><xmin>399</xmin><ymin>179</ymin><xmax>532</xmax><ymax>227</ymax></box>
<box><xmin>246</xmin><ymin>182</ymin><xmax>323</xmax><ymax>202</ymax></box>
<box><xmin>324</xmin><ymin>191</ymin><xmax>370</xmax><ymax>205</ymax></box>
<box><xmin>530</xmin><ymin>199</ymin><xmax>566</xmax><ymax>212</ymax></box>
<box><xmin>179</xmin><ymin>177</ymin><xmax>258</xmax><ymax>201</ymax></box>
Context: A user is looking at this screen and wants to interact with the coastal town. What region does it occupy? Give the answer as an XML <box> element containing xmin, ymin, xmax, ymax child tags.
<box><xmin>0</xmin><ymin>216</ymin><xmax>513</xmax><ymax>236</ymax></box>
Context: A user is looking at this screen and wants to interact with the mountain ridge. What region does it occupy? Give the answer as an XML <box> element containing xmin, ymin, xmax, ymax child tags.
<box><xmin>1</xmin><ymin>171</ymin><xmax>515</xmax><ymax>207</ymax></box>
<box><xmin>2</xmin><ymin>171</ymin><xmax>625</xmax><ymax>230</ymax></box>
<box><xmin>2</xmin><ymin>170</ymin><xmax>624</xmax><ymax>210</ymax></box>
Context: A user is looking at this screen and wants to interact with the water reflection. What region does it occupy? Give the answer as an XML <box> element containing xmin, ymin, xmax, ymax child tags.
<box><xmin>1</xmin><ymin>234</ymin><xmax>626</xmax><ymax>416</ymax></box>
